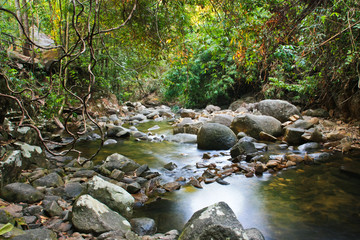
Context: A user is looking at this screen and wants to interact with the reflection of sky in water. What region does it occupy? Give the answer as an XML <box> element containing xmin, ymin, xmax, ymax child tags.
<box><xmin>77</xmin><ymin>121</ymin><xmax>360</xmax><ymax>240</ymax></box>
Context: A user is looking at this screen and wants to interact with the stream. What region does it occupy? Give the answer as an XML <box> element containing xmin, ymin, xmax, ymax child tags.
<box><xmin>79</xmin><ymin>121</ymin><xmax>360</xmax><ymax>240</ymax></box>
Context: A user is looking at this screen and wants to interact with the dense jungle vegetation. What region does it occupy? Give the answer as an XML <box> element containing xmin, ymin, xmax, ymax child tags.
<box><xmin>0</xmin><ymin>0</ymin><xmax>359</xmax><ymax>121</ymax></box>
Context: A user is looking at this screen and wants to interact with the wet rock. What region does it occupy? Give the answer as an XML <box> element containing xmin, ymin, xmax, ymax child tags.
<box><xmin>106</xmin><ymin>125</ymin><xmax>131</xmax><ymax>138</ymax></box>
<box><xmin>286</xmin><ymin>154</ymin><xmax>304</xmax><ymax>163</ymax></box>
<box><xmin>101</xmin><ymin>153</ymin><xmax>140</xmax><ymax>173</ymax></box>
<box><xmin>132</xmin><ymin>131</ymin><xmax>148</xmax><ymax>139</ymax></box>
<box><xmin>130</xmin><ymin>217</ymin><xmax>157</xmax><ymax>236</ymax></box>
<box><xmin>216</xmin><ymin>178</ymin><xmax>230</xmax><ymax>185</ymax></box>
<box><xmin>166</xmin><ymin>133</ymin><xmax>197</xmax><ymax>143</ymax></box>
<box><xmin>257</xmin><ymin>99</ymin><xmax>301</xmax><ymax>122</ymax></box>
<box><xmin>178</xmin><ymin>201</ymin><xmax>256</xmax><ymax>240</ymax></box>
<box><xmin>1</xmin><ymin>183</ymin><xmax>44</xmax><ymax>203</ymax></box>
<box><xmin>135</xmin><ymin>164</ymin><xmax>150</xmax><ymax>177</ymax></box>
<box><xmin>231</xmin><ymin>114</ymin><xmax>282</xmax><ymax>139</ymax></box>
<box><xmin>197</xmin><ymin>123</ymin><xmax>237</xmax><ymax>150</ymax></box>
<box><xmin>298</xmin><ymin>142</ymin><xmax>321</xmax><ymax>152</ymax></box>
<box><xmin>230</xmin><ymin>138</ymin><xmax>256</xmax><ymax>158</ymax></box>
<box><xmin>284</xmin><ymin>128</ymin><xmax>305</xmax><ymax>145</ymax></box>
<box><xmin>211</xmin><ymin>114</ymin><xmax>234</xmax><ymax>127</ymax></box>
<box><xmin>32</xmin><ymin>172</ymin><xmax>64</xmax><ymax>188</ymax></box>
<box><xmin>11</xmin><ymin>228</ymin><xmax>57</xmax><ymax>240</ymax></box>
<box><xmin>163</xmin><ymin>182</ymin><xmax>181</xmax><ymax>192</ymax></box>
<box><xmin>104</xmin><ymin>139</ymin><xmax>117</xmax><ymax>145</ymax></box>
<box><xmin>309</xmin><ymin>152</ymin><xmax>332</xmax><ymax>163</ymax></box>
<box><xmin>188</xmin><ymin>177</ymin><xmax>203</xmax><ymax>189</ymax></box>
<box><xmin>180</xmin><ymin>109</ymin><xmax>196</xmax><ymax>119</ymax></box>
<box><xmin>86</xmin><ymin>176</ymin><xmax>135</xmax><ymax>218</ymax></box>
<box><xmin>286</xmin><ymin>160</ymin><xmax>297</xmax><ymax>167</ymax></box>
<box><xmin>266</xmin><ymin>160</ymin><xmax>280</xmax><ymax>168</ymax></box>
<box><xmin>255</xmin><ymin>163</ymin><xmax>266</xmax><ymax>175</ymax></box>
<box><xmin>163</xmin><ymin>162</ymin><xmax>177</xmax><ymax>171</ymax></box>
<box><xmin>71</xmin><ymin>194</ymin><xmax>131</xmax><ymax>234</ymax></box>
<box><xmin>245</xmin><ymin>228</ymin><xmax>265</xmax><ymax>240</ymax></box>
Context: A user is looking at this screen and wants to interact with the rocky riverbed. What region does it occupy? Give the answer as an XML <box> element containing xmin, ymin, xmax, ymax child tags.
<box><xmin>0</xmin><ymin>98</ymin><xmax>359</xmax><ymax>239</ymax></box>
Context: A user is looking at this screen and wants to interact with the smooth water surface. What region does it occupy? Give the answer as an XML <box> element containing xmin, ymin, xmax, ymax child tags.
<box><xmin>78</xmin><ymin>121</ymin><xmax>360</xmax><ymax>240</ymax></box>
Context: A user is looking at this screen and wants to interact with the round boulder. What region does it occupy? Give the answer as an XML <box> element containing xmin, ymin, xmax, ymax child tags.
<box><xmin>197</xmin><ymin>123</ymin><xmax>237</xmax><ymax>150</ymax></box>
<box><xmin>256</xmin><ymin>99</ymin><xmax>301</xmax><ymax>122</ymax></box>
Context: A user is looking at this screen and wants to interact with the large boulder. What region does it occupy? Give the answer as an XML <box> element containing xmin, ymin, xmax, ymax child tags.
<box><xmin>197</xmin><ymin>123</ymin><xmax>237</xmax><ymax>150</ymax></box>
<box><xmin>106</xmin><ymin>125</ymin><xmax>131</xmax><ymax>138</ymax></box>
<box><xmin>256</xmin><ymin>99</ymin><xmax>301</xmax><ymax>122</ymax></box>
<box><xmin>230</xmin><ymin>114</ymin><xmax>282</xmax><ymax>139</ymax></box>
<box><xmin>101</xmin><ymin>153</ymin><xmax>140</xmax><ymax>173</ymax></box>
<box><xmin>1</xmin><ymin>183</ymin><xmax>44</xmax><ymax>203</ymax></box>
<box><xmin>86</xmin><ymin>176</ymin><xmax>135</xmax><ymax>218</ymax></box>
<box><xmin>178</xmin><ymin>201</ymin><xmax>263</xmax><ymax>240</ymax></box>
<box><xmin>71</xmin><ymin>194</ymin><xmax>131</xmax><ymax>234</ymax></box>
<box><xmin>211</xmin><ymin>114</ymin><xmax>234</xmax><ymax>127</ymax></box>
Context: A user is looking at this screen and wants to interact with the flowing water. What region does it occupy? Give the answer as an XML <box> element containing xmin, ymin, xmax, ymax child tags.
<box><xmin>79</xmin><ymin>121</ymin><xmax>360</xmax><ymax>240</ymax></box>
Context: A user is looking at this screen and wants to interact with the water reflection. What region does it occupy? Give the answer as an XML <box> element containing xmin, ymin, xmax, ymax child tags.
<box><xmin>77</xmin><ymin>121</ymin><xmax>360</xmax><ymax>239</ymax></box>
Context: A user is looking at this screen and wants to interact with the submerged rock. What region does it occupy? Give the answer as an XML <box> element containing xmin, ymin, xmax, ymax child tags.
<box><xmin>197</xmin><ymin>123</ymin><xmax>237</xmax><ymax>150</ymax></box>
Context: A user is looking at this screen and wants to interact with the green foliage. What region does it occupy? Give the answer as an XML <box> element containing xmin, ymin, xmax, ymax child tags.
<box><xmin>0</xmin><ymin>223</ymin><xmax>14</xmax><ymax>236</ymax></box>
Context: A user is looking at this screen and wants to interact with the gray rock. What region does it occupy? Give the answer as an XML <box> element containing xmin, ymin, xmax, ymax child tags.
<box><xmin>127</xmin><ymin>182</ymin><xmax>141</xmax><ymax>194</ymax></box>
<box><xmin>231</xmin><ymin>114</ymin><xmax>282</xmax><ymax>139</ymax></box>
<box><xmin>106</xmin><ymin>125</ymin><xmax>130</xmax><ymax>138</ymax></box>
<box><xmin>71</xmin><ymin>194</ymin><xmax>131</xmax><ymax>234</ymax></box>
<box><xmin>302</xmin><ymin>108</ymin><xmax>330</xmax><ymax>118</ymax></box>
<box><xmin>104</xmin><ymin>139</ymin><xmax>117</xmax><ymax>145</ymax></box>
<box><xmin>1</xmin><ymin>183</ymin><xmax>44</xmax><ymax>203</ymax></box>
<box><xmin>205</xmin><ymin>105</ymin><xmax>221</xmax><ymax>113</ymax></box>
<box><xmin>211</xmin><ymin>114</ymin><xmax>234</xmax><ymax>127</ymax></box>
<box><xmin>86</xmin><ymin>176</ymin><xmax>135</xmax><ymax>218</ymax></box>
<box><xmin>11</xmin><ymin>228</ymin><xmax>57</xmax><ymax>240</ymax></box>
<box><xmin>163</xmin><ymin>162</ymin><xmax>177</xmax><ymax>171</ymax></box>
<box><xmin>292</xmin><ymin>119</ymin><xmax>314</xmax><ymax>129</ymax></box>
<box><xmin>309</xmin><ymin>152</ymin><xmax>333</xmax><ymax>163</ymax></box>
<box><xmin>64</xmin><ymin>182</ymin><xmax>84</xmax><ymax>199</ymax></box>
<box><xmin>101</xmin><ymin>153</ymin><xmax>140</xmax><ymax>173</ymax></box>
<box><xmin>230</xmin><ymin>138</ymin><xmax>257</xmax><ymax>158</ymax></box>
<box><xmin>284</xmin><ymin>128</ymin><xmax>305</xmax><ymax>145</ymax></box>
<box><xmin>245</xmin><ymin>228</ymin><xmax>265</xmax><ymax>240</ymax></box>
<box><xmin>44</xmin><ymin>201</ymin><xmax>63</xmax><ymax>217</ymax></box>
<box><xmin>130</xmin><ymin>217</ymin><xmax>157</xmax><ymax>236</ymax></box>
<box><xmin>173</xmin><ymin>119</ymin><xmax>204</xmax><ymax>135</ymax></box>
<box><xmin>13</xmin><ymin>142</ymin><xmax>48</xmax><ymax>168</ymax></box>
<box><xmin>257</xmin><ymin>99</ymin><xmax>301</xmax><ymax>122</ymax></box>
<box><xmin>178</xmin><ymin>201</ymin><xmax>251</xmax><ymax>240</ymax></box>
<box><xmin>109</xmin><ymin>114</ymin><xmax>120</xmax><ymax>122</ymax></box>
<box><xmin>166</xmin><ymin>133</ymin><xmax>197</xmax><ymax>143</ymax></box>
<box><xmin>298</xmin><ymin>142</ymin><xmax>321</xmax><ymax>152</ymax></box>
<box><xmin>180</xmin><ymin>109</ymin><xmax>196</xmax><ymax>118</ymax></box>
<box><xmin>197</xmin><ymin>123</ymin><xmax>237</xmax><ymax>150</ymax></box>
<box><xmin>32</xmin><ymin>172</ymin><xmax>64</xmax><ymax>188</ymax></box>
<box><xmin>0</xmin><ymin>150</ymin><xmax>23</xmax><ymax>185</ymax></box>
<box><xmin>130</xmin><ymin>114</ymin><xmax>147</xmax><ymax>121</ymax></box>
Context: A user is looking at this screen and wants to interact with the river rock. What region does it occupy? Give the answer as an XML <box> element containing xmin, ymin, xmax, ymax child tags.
<box><xmin>13</xmin><ymin>142</ymin><xmax>48</xmax><ymax>168</ymax></box>
<box><xmin>130</xmin><ymin>217</ymin><xmax>157</xmax><ymax>236</ymax></box>
<box><xmin>298</xmin><ymin>142</ymin><xmax>321</xmax><ymax>152</ymax></box>
<box><xmin>106</xmin><ymin>125</ymin><xmax>131</xmax><ymax>138</ymax></box>
<box><xmin>211</xmin><ymin>114</ymin><xmax>234</xmax><ymax>127</ymax></box>
<box><xmin>230</xmin><ymin>114</ymin><xmax>282</xmax><ymax>139</ymax></box>
<box><xmin>64</xmin><ymin>182</ymin><xmax>84</xmax><ymax>199</ymax></box>
<box><xmin>173</xmin><ymin>119</ymin><xmax>204</xmax><ymax>134</ymax></box>
<box><xmin>205</xmin><ymin>105</ymin><xmax>221</xmax><ymax>113</ymax></box>
<box><xmin>71</xmin><ymin>194</ymin><xmax>131</xmax><ymax>234</ymax></box>
<box><xmin>0</xmin><ymin>150</ymin><xmax>23</xmax><ymax>185</ymax></box>
<box><xmin>197</xmin><ymin>123</ymin><xmax>237</xmax><ymax>150</ymax></box>
<box><xmin>180</xmin><ymin>109</ymin><xmax>196</xmax><ymax>119</ymax></box>
<box><xmin>178</xmin><ymin>201</ymin><xmax>255</xmax><ymax>240</ymax></box>
<box><xmin>256</xmin><ymin>99</ymin><xmax>301</xmax><ymax>122</ymax></box>
<box><xmin>166</xmin><ymin>133</ymin><xmax>197</xmax><ymax>143</ymax></box>
<box><xmin>309</xmin><ymin>152</ymin><xmax>332</xmax><ymax>163</ymax></box>
<box><xmin>230</xmin><ymin>138</ymin><xmax>256</xmax><ymax>158</ymax></box>
<box><xmin>85</xmin><ymin>176</ymin><xmax>135</xmax><ymax>218</ymax></box>
<box><xmin>32</xmin><ymin>172</ymin><xmax>64</xmax><ymax>188</ymax></box>
<box><xmin>245</xmin><ymin>228</ymin><xmax>265</xmax><ymax>240</ymax></box>
<box><xmin>1</xmin><ymin>183</ymin><xmax>44</xmax><ymax>203</ymax></box>
<box><xmin>291</xmin><ymin>119</ymin><xmax>314</xmax><ymax>129</ymax></box>
<box><xmin>302</xmin><ymin>108</ymin><xmax>330</xmax><ymax>118</ymax></box>
<box><xmin>104</xmin><ymin>139</ymin><xmax>118</xmax><ymax>145</ymax></box>
<box><xmin>101</xmin><ymin>153</ymin><xmax>140</xmax><ymax>173</ymax></box>
<box><xmin>11</xmin><ymin>228</ymin><xmax>57</xmax><ymax>240</ymax></box>
<box><xmin>284</xmin><ymin>128</ymin><xmax>305</xmax><ymax>145</ymax></box>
